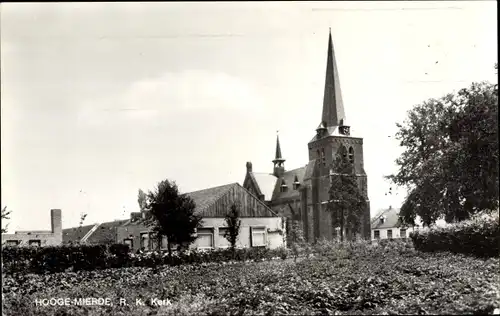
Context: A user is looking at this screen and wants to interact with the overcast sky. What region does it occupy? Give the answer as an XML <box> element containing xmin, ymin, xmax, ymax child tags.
<box><xmin>1</xmin><ymin>2</ymin><xmax>497</xmax><ymax>232</ymax></box>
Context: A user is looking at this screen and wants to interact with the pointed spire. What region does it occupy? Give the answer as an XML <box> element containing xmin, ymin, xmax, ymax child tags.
<box><xmin>322</xmin><ymin>28</ymin><xmax>345</xmax><ymax>128</ymax></box>
<box><xmin>272</xmin><ymin>131</ymin><xmax>285</xmax><ymax>177</ymax></box>
<box><xmin>275</xmin><ymin>132</ymin><xmax>283</xmax><ymax>160</ymax></box>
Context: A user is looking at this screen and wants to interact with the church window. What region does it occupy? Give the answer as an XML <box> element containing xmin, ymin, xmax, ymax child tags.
<box><xmin>321</xmin><ymin>148</ymin><xmax>326</xmax><ymax>166</ymax></box>
<box><xmin>348</xmin><ymin>147</ymin><xmax>354</xmax><ymax>164</ymax></box>
<box><xmin>293</xmin><ymin>175</ymin><xmax>300</xmax><ymax>190</ymax></box>
<box><xmin>317</xmin><ymin>149</ymin><xmax>320</xmax><ymax>159</ymax></box>
<box><xmin>280</xmin><ymin>179</ymin><xmax>288</xmax><ymax>192</ymax></box>
<box><xmin>337</xmin><ymin>146</ymin><xmax>347</xmax><ymax>161</ymax></box>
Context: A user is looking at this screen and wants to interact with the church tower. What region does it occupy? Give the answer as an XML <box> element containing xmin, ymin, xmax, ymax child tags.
<box><xmin>306</xmin><ymin>29</ymin><xmax>370</xmax><ymax>241</ymax></box>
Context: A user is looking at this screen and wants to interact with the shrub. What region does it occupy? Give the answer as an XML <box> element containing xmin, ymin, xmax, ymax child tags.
<box><xmin>1</xmin><ymin>243</ymin><xmax>293</xmax><ymax>275</ymax></box>
<box><xmin>1</xmin><ymin>244</ymin><xmax>131</xmax><ymax>274</ymax></box>
<box><xmin>410</xmin><ymin>210</ymin><xmax>499</xmax><ymax>258</ymax></box>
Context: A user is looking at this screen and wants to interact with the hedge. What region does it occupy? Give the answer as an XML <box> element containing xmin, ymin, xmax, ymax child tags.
<box><xmin>410</xmin><ymin>210</ymin><xmax>499</xmax><ymax>258</ymax></box>
<box><xmin>1</xmin><ymin>244</ymin><xmax>132</xmax><ymax>274</ymax></box>
<box><xmin>1</xmin><ymin>244</ymin><xmax>289</xmax><ymax>275</ymax></box>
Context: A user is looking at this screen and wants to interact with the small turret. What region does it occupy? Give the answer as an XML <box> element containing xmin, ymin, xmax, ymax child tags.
<box><xmin>272</xmin><ymin>133</ymin><xmax>286</xmax><ymax>177</ymax></box>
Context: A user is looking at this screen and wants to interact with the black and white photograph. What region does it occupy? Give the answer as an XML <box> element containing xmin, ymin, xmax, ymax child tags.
<box><xmin>1</xmin><ymin>1</ymin><xmax>498</xmax><ymax>315</ymax></box>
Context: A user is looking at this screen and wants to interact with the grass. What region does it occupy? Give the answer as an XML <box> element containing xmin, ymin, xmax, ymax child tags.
<box><xmin>3</xmin><ymin>242</ymin><xmax>499</xmax><ymax>315</ymax></box>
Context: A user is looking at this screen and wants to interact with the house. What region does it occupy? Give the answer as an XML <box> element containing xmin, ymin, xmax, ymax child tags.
<box><xmin>64</xmin><ymin>183</ymin><xmax>285</xmax><ymax>252</ymax></box>
<box><xmin>371</xmin><ymin>206</ymin><xmax>420</xmax><ymax>240</ymax></box>
<box><xmin>370</xmin><ymin>206</ymin><xmax>452</xmax><ymax>240</ymax></box>
<box><xmin>243</xmin><ymin>29</ymin><xmax>370</xmax><ymax>243</ymax></box>
<box><xmin>1</xmin><ymin>209</ymin><xmax>62</xmax><ymax>247</ymax></box>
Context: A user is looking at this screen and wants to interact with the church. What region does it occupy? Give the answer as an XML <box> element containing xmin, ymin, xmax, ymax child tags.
<box><xmin>13</xmin><ymin>29</ymin><xmax>371</xmax><ymax>250</ymax></box>
<box><xmin>243</xmin><ymin>29</ymin><xmax>371</xmax><ymax>243</ymax></box>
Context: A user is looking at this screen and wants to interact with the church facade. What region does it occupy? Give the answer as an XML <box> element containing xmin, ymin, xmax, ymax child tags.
<box><xmin>243</xmin><ymin>30</ymin><xmax>371</xmax><ymax>243</ymax></box>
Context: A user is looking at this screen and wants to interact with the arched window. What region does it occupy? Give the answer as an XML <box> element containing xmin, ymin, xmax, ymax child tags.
<box><xmin>321</xmin><ymin>148</ymin><xmax>326</xmax><ymax>166</ymax></box>
<box><xmin>348</xmin><ymin>147</ymin><xmax>354</xmax><ymax>164</ymax></box>
<box><xmin>317</xmin><ymin>149</ymin><xmax>320</xmax><ymax>159</ymax></box>
<box><xmin>337</xmin><ymin>145</ymin><xmax>347</xmax><ymax>161</ymax></box>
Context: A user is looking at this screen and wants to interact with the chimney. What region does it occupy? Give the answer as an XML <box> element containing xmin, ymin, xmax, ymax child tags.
<box><xmin>50</xmin><ymin>209</ymin><xmax>62</xmax><ymax>234</ymax></box>
<box><xmin>389</xmin><ymin>205</ymin><xmax>392</xmax><ymax>210</ymax></box>
<box><xmin>246</xmin><ymin>161</ymin><xmax>253</xmax><ymax>173</ymax></box>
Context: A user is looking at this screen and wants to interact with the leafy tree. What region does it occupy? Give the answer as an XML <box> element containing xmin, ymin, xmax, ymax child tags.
<box><xmin>388</xmin><ymin>79</ymin><xmax>498</xmax><ymax>226</ymax></box>
<box><xmin>145</xmin><ymin>179</ymin><xmax>203</xmax><ymax>256</ymax></box>
<box><xmin>327</xmin><ymin>147</ymin><xmax>368</xmax><ymax>242</ymax></box>
<box><xmin>2</xmin><ymin>206</ymin><xmax>11</xmax><ymax>233</ymax></box>
<box><xmin>288</xmin><ymin>220</ymin><xmax>306</xmax><ymax>262</ymax></box>
<box><xmin>138</xmin><ymin>189</ymin><xmax>148</xmax><ymax>213</ymax></box>
<box><xmin>224</xmin><ymin>203</ymin><xmax>241</xmax><ymax>255</ymax></box>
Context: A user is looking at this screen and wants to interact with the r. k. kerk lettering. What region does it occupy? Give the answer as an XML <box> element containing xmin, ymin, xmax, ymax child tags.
<box><xmin>135</xmin><ymin>298</ymin><xmax>171</xmax><ymax>306</ymax></box>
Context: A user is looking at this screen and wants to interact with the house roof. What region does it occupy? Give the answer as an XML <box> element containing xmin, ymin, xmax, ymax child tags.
<box><xmin>304</xmin><ymin>159</ymin><xmax>318</xmax><ymax>181</ymax></box>
<box><xmin>272</xmin><ymin>167</ymin><xmax>306</xmax><ymax>200</ymax></box>
<box><xmin>85</xmin><ymin>219</ymin><xmax>129</xmax><ymax>244</ymax></box>
<box><xmin>186</xmin><ymin>183</ymin><xmax>237</xmax><ymax>215</ymax></box>
<box><xmin>62</xmin><ymin>224</ymin><xmax>97</xmax><ymax>244</ymax></box>
<box><xmin>371</xmin><ymin>207</ymin><xmax>402</xmax><ymax>229</ymax></box>
<box><xmin>250</xmin><ymin>172</ymin><xmax>277</xmax><ymax>201</ymax></box>
<box><xmin>193</xmin><ymin>182</ymin><xmax>279</xmax><ymax>217</ymax></box>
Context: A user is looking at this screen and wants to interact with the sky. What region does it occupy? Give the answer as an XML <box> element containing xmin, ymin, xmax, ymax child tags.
<box><xmin>1</xmin><ymin>1</ymin><xmax>497</xmax><ymax>232</ymax></box>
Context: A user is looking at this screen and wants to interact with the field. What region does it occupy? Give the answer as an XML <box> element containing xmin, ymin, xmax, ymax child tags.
<box><xmin>3</xmin><ymin>242</ymin><xmax>500</xmax><ymax>315</ymax></box>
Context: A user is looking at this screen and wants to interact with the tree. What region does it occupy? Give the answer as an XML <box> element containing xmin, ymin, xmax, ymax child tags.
<box><xmin>288</xmin><ymin>220</ymin><xmax>306</xmax><ymax>262</ymax></box>
<box><xmin>145</xmin><ymin>179</ymin><xmax>203</xmax><ymax>256</ymax></box>
<box><xmin>2</xmin><ymin>206</ymin><xmax>11</xmax><ymax>233</ymax></box>
<box><xmin>138</xmin><ymin>189</ymin><xmax>148</xmax><ymax>213</ymax></box>
<box><xmin>223</xmin><ymin>203</ymin><xmax>241</xmax><ymax>255</ymax></box>
<box><xmin>79</xmin><ymin>213</ymin><xmax>87</xmax><ymax>227</ymax></box>
<box><xmin>327</xmin><ymin>147</ymin><xmax>368</xmax><ymax>242</ymax></box>
<box><xmin>388</xmin><ymin>79</ymin><xmax>498</xmax><ymax>226</ymax></box>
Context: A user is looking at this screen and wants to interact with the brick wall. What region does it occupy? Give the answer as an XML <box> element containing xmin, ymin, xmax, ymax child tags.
<box><xmin>2</xmin><ymin>209</ymin><xmax>63</xmax><ymax>247</ymax></box>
